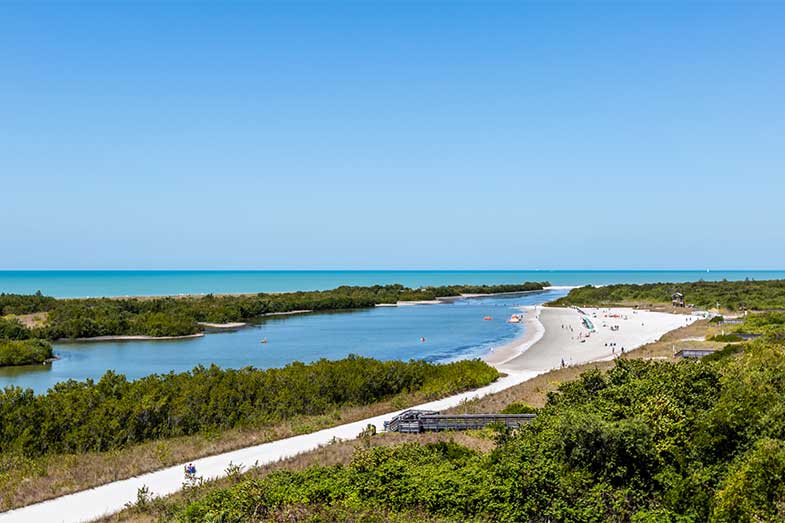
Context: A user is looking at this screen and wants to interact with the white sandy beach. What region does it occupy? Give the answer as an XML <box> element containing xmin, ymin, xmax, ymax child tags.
<box><xmin>0</xmin><ymin>305</ymin><xmax>695</xmax><ymax>523</ymax></box>
<box><xmin>486</xmin><ymin>306</ymin><xmax>696</xmax><ymax>372</ymax></box>
<box><xmin>482</xmin><ymin>305</ymin><xmax>545</xmax><ymax>366</ymax></box>
<box><xmin>197</xmin><ymin>321</ymin><xmax>247</xmax><ymax>329</ymax></box>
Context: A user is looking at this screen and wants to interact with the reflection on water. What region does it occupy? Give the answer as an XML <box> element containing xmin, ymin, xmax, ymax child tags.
<box><xmin>0</xmin><ymin>290</ymin><xmax>566</xmax><ymax>394</ymax></box>
<box><xmin>0</xmin><ymin>361</ymin><xmax>54</xmax><ymax>379</ymax></box>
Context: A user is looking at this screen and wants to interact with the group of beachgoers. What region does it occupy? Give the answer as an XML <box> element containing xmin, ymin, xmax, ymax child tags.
<box><xmin>559</xmin><ymin>312</ymin><xmax>631</xmax><ymax>366</ymax></box>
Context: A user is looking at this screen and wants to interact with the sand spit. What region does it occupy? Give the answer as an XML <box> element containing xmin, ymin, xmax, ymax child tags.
<box><xmin>496</xmin><ymin>306</ymin><xmax>696</xmax><ymax>373</ymax></box>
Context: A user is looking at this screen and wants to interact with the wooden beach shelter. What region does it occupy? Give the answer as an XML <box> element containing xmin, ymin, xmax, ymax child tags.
<box><xmin>672</xmin><ymin>292</ymin><xmax>685</xmax><ymax>308</ymax></box>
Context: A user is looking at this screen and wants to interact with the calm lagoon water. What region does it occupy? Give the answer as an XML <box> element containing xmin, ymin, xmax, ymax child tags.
<box><xmin>2</xmin><ymin>269</ymin><xmax>783</xmax><ymax>393</ymax></box>
<box><xmin>0</xmin><ymin>289</ymin><xmax>567</xmax><ymax>394</ymax></box>
<box><xmin>2</xmin><ymin>270</ymin><xmax>784</xmax><ymax>298</ymax></box>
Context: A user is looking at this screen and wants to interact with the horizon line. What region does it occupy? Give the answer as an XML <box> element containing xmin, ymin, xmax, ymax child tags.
<box><xmin>1</xmin><ymin>269</ymin><xmax>784</xmax><ymax>273</ymax></box>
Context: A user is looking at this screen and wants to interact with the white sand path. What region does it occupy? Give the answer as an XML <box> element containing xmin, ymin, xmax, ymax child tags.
<box><xmin>0</xmin><ymin>371</ymin><xmax>540</xmax><ymax>523</ymax></box>
<box><xmin>0</xmin><ymin>307</ymin><xmax>695</xmax><ymax>523</ymax></box>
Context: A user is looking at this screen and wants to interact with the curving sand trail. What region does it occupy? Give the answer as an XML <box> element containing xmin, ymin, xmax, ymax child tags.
<box><xmin>0</xmin><ymin>371</ymin><xmax>541</xmax><ymax>523</ymax></box>
<box><xmin>0</xmin><ymin>306</ymin><xmax>694</xmax><ymax>523</ymax></box>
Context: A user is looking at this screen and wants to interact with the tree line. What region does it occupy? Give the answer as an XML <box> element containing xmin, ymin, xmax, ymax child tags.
<box><xmin>549</xmin><ymin>278</ymin><xmax>785</xmax><ymax>310</ymax></box>
<box><xmin>0</xmin><ymin>356</ymin><xmax>498</xmax><ymax>459</ymax></box>
<box><xmin>0</xmin><ymin>282</ymin><xmax>548</xmax><ymax>341</ymax></box>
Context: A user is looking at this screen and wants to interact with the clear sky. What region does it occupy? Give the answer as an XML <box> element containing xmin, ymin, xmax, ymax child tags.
<box><xmin>1</xmin><ymin>2</ymin><xmax>783</xmax><ymax>270</ymax></box>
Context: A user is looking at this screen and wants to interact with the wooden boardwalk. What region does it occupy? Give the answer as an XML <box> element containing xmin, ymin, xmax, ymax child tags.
<box><xmin>384</xmin><ymin>409</ymin><xmax>536</xmax><ymax>433</ymax></box>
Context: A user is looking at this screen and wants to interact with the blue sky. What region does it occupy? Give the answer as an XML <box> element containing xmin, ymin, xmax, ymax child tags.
<box><xmin>1</xmin><ymin>2</ymin><xmax>783</xmax><ymax>270</ymax></box>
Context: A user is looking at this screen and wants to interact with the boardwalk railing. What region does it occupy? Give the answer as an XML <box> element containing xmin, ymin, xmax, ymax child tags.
<box><xmin>384</xmin><ymin>409</ymin><xmax>536</xmax><ymax>433</ymax></box>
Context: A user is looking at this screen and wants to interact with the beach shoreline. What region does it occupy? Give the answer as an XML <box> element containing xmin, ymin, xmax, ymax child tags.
<box><xmin>494</xmin><ymin>306</ymin><xmax>697</xmax><ymax>373</ymax></box>
<box><xmin>197</xmin><ymin>321</ymin><xmax>247</xmax><ymax>329</ymax></box>
<box><xmin>482</xmin><ymin>305</ymin><xmax>545</xmax><ymax>366</ymax></box>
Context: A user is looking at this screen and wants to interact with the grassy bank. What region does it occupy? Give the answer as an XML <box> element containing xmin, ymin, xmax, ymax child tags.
<box><xmin>104</xmin><ymin>431</ymin><xmax>493</xmax><ymax>523</ymax></box>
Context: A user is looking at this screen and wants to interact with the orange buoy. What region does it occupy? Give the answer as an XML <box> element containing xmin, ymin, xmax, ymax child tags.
<box><xmin>483</xmin><ymin>316</ymin><xmax>492</xmax><ymax>321</ymax></box>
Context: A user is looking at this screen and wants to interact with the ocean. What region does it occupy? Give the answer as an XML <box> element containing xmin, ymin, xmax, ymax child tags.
<box><xmin>1</xmin><ymin>270</ymin><xmax>783</xmax><ymax>298</ymax></box>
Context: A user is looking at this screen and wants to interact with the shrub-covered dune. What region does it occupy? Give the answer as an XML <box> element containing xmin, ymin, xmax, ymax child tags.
<box><xmin>180</xmin><ymin>339</ymin><xmax>785</xmax><ymax>522</ymax></box>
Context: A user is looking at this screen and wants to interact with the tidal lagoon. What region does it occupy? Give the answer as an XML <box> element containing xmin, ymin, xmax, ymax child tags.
<box><xmin>0</xmin><ymin>289</ymin><xmax>567</xmax><ymax>393</ymax></box>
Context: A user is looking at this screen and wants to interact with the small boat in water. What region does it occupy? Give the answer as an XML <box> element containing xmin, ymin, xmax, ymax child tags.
<box><xmin>507</xmin><ymin>314</ymin><xmax>523</xmax><ymax>323</ymax></box>
<box><xmin>483</xmin><ymin>316</ymin><xmax>493</xmax><ymax>321</ymax></box>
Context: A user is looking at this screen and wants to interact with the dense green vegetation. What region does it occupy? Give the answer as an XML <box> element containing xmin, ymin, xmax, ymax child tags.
<box><xmin>737</xmin><ymin>311</ymin><xmax>785</xmax><ymax>339</ymax></box>
<box><xmin>0</xmin><ymin>290</ymin><xmax>57</xmax><ymax>315</ymax></box>
<box><xmin>0</xmin><ymin>282</ymin><xmax>547</xmax><ymax>340</ymax></box>
<box><xmin>0</xmin><ymin>356</ymin><xmax>498</xmax><ymax>459</ymax></box>
<box><xmin>707</xmin><ymin>334</ymin><xmax>745</xmax><ymax>342</ymax></box>
<box><xmin>549</xmin><ymin>279</ymin><xmax>785</xmax><ymax>311</ymax></box>
<box><xmin>0</xmin><ymin>339</ymin><xmax>53</xmax><ymax>367</ymax></box>
<box><xmin>179</xmin><ymin>340</ymin><xmax>785</xmax><ymax>522</ymax></box>
<box><xmin>0</xmin><ymin>317</ymin><xmax>30</xmax><ymax>340</ymax></box>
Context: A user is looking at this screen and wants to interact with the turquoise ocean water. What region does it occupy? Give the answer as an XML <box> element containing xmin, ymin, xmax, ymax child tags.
<box><xmin>1</xmin><ymin>270</ymin><xmax>784</xmax><ymax>298</ymax></box>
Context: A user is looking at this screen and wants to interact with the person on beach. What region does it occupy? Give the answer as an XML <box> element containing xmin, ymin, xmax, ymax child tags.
<box><xmin>561</xmin><ymin>358</ymin><xmax>566</xmax><ymax>368</ymax></box>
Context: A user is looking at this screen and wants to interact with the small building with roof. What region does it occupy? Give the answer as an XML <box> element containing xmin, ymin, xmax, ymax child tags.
<box><xmin>672</xmin><ymin>292</ymin><xmax>685</xmax><ymax>307</ymax></box>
